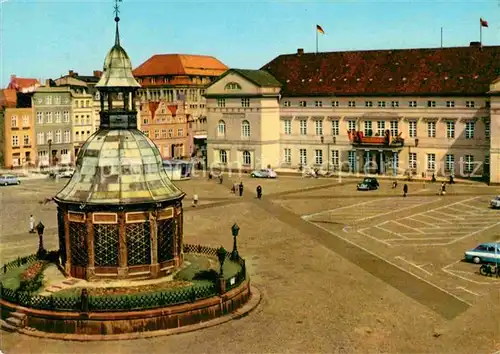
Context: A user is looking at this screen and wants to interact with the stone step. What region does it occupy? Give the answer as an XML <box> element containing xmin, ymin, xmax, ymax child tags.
<box><xmin>10</xmin><ymin>312</ymin><xmax>26</xmax><ymax>320</ymax></box>
<box><xmin>62</xmin><ymin>278</ymin><xmax>80</xmax><ymax>285</ymax></box>
<box><xmin>6</xmin><ymin>316</ymin><xmax>23</xmax><ymax>328</ymax></box>
<box><xmin>51</xmin><ymin>285</ymin><xmax>63</xmax><ymax>289</ymax></box>
<box><xmin>0</xmin><ymin>319</ymin><xmax>18</xmax><ymax>332</ymax></box>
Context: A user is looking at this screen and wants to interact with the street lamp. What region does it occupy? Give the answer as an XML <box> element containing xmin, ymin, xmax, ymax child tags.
<box><xmin>231</xmin><ymin>223</ymin><xmax>240</xmax><ymax>260</ymax></box>
<box><xmin>47</xmin><ymin>139</ymin><xmax>52</xmax><ymax>167</ymax></box>
<box><xmin>216</xmin><ymin>246</ymin><xmax>227</xmax><ymax>277</ymax></box>
<box><xmin>36</xmin><ymin>221</ymin><xmax>47</xmax><ymax>259</ymax></box>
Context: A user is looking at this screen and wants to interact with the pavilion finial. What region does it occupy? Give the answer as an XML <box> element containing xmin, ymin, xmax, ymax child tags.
<box><xmin>113</xmin><ymin>0</ymin><xmax>122</xmax><ymax>46</ymax></box>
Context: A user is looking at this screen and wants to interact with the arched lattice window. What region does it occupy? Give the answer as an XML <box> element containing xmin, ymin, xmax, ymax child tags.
<box><xmin>241</xmin><ymin>120</ymin><xmax>250</xmax><ymax>137</ymax></box>
<box><xmin>219</xmin><ymin>150</ymin><xmax>228</xmax><ymax>164</ymax></box>
<box><xmin>224</xmin><ymin>82</ymin><xmax>242</xmax><ymax>90</ymax></box>
<box><xmin>243</xmin><ymin>151</ymin><xmax>251</xmax><ymax>165</ymax></box>
<box><xmin>217</xmin><ymin>120</ymin><xmax>226</xmax><ymax>136</ymax></box>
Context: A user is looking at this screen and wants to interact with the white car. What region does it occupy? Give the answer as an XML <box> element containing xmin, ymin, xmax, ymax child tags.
<box><xmin>490</xmin><ymin>196</ymin><xmax>500</xmax><ymax>209</ymax></box>
<box><xmin>57</xmin><ymin>169</ymin><xmax>74</xmax><ymax>178</ymax></box>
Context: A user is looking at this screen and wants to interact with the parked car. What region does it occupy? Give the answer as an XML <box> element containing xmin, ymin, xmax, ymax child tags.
<box><xmin>357</xmin><ymin>177</ymin><xmax>379</xmax><ymax>191</ymax></box>
<box><xmin>490</xmin><ymin>196</ymin><xmax>500</xmax><ymax>209</ymax></box>
<box><xmin>56</xmin><ymin>169</ymin><xmax>74</xmax><ymax>178</ymax></box>
<box><xmin>464</xmin><ymin>243</ymin><xmax>500</xmax><ymax>264</ymax></box>
<box><xmin>250</xmin><ymin>169</ymin><xmax>277</xmax><ymax>178</ymax></box>
<box><xmin>0</xmin><ymin>174</ymin><xmax>20</xmax><ymax>186</ymax></box>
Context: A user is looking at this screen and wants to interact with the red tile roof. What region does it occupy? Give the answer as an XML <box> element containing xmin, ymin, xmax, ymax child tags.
<box><xmin>133</xmin><ymin>54</ymin><xmax>228</xmax><ymax>77</ymax></box>
<box><xmin>7</xmin><ymin>76</ymin><xmax>40</xmax><ymax>92</ymax></box>
<box><xmin>261</xmin><ymin>46</ymin><xmax>500</xmax><ymax>96</ymax></box>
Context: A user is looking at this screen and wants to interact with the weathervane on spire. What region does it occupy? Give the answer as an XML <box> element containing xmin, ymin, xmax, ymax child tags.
<box><xmin>114</xmin><ymin>0</ymin><xmax>122</xmax><ymax>22</ymax></box>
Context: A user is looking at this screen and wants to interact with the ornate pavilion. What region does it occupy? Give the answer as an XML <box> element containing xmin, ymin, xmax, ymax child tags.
<box><xmin>53</xmin><ymin>13</ymin><xmax>185</xmax><ymax>281</ymax></box>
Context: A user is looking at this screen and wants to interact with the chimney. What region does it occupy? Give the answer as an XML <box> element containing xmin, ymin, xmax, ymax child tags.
<box><xmin>470</xmin><ymin>41</ymin><xmax>481</xmax><ymax>48</ymax></box>
<box><xmin>297</xmin><ymin>48</ymin><xmax>304</xmax><ymax>56</ymax></box>
<box><xmin>93</xmin><ymin>70</ymin><xmax>102</xmax><ymax>78</ymax></box>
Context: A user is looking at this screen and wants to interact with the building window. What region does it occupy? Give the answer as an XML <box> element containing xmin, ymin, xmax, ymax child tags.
<box><xmin>378</xmin><ymin>101</ymin><xmax>386</xmax><ymax>107</ymax></box>
<box><xmin>315</xmin><ymin>120</ymin><xmax>323</xmax><ymax>135</ymax></box>
<box><xmin>64</xmin><ymin>130</ymin><xmax>70</xmax><ymax>143</ymax></box>
<box><xmin>241</xmin><ymin>98</ymin><xmax>250</xmax><ymax>107</ymax></box>
<box><xmin>314</xmin><ymin>100</ymin><xmax>322</xmax><ymax>107</ymax></box>
<box><xmin>427</xmin><ymin>100</ymin><xmax>436</xmax><ymax>107</ymax></box>
<box><xmin>364</xmin><ymin>121</ymin><xmax>373</xmax><ymax>136</ymax></box>
<box><xmin>348</xmin><ymin>101</ymin><xmax>356</xmax><ymax>107</ymax></box>
<box><xmin>225</xmin><ymin>82</ymin><xmax>241</xmax><ymax>90</ymax></box>
<box><xmin>241</xmin><ymin>120</ymin><xmax>250</xmax><ymax>137</ymax></box>
<box><xmin>427</xmin><ymin>121</ymin><xmax>436</xmax><ymax>138</ymax></box>
<box><xmin>217</xmin><ymin>98</ymin><xmax>226</xmax><ymax>107</ymax></box>
<box><xmin>427</xmin><ymin>153</ymin><xmax>436</xmax><ymax>170</ymax></box>
<box><xmin>143</xmin><ymin>118</ymin><xmax>149</xmax><ymax>125</ymax></box>
<box><xmin>446</xmin><ymin>101</ymin><xmax>455</xmax><ymax>108</ymax></box>
<box><xmin>465</xmin><ymin>121</ymin><xmax>475</xmax><ymax>139</ymax></box>
<box><xmin>390</xmin><ymin>121</ymin><xmax>398</xmax><ymax>137</ymax></box>
<box><xmin>391</xmin><ymin>101</ymin><xmax>399</xmax><ymax>107</ymax></box>
<box><xmin>143</xmin><ymin>130</ymin><xmax>149</xmax><ymax>137</ymax></box>
<box><xmin>22</xmin><ymin>115</ymin><xmax>29</xmax><ymax>127</ymax></box>
<box><xmin>315</xmin><ymin>149</ymin><xmax>323</xmax><ymax>165</ymax></box>
<box><xmin>365</xmin><ymin>101</ymin><xmax>373</xmax><ymax>107</ymax></box>
<box><xmin>331</xmin><ymin>100</ymin><xmax>339</xmax><ymax>107</ymax></box>
<box><xmin>36</xmin><ymin>112</ymin><xmax>43</xmax><ymax>124</ymax></box>
<box><xmin>331</xmin><ymin>120</ymin><xmax>339</xmax><ymax>136</ymax></box>
<box><xmin>55</xmin><ymin>130</ymin><xmax>62</xmax><ymax>143</ymax></box>
<box><xmin>464</xmin><ymin>155</ymin><xmax>474</xmax><ymax>173</ymax></box>
<box><xmin>161</xmin><ymin>129</ymin><xmax>167</xmax><ymax>138</ymax></box>
<box><xmin>485</xmin><ymin>120</ymin><xmax>490</xmax><ymax>138</ymax></box>
<box><xmin>11</xmin><ymin>135</ymin><xmax>19</xmax><ymax>147</ymax></box>
<box><xmin>242</xmin><ymin>151</ymin><xmax>251</xmax><ymax>165</ymax></box>
<box><xmin>55</xmin><ymin>112</ymin><xmax>61</xmax><ymax>123</ymax></box>
<box><xmin>283</xmin><ymin>148</ymin><xmax>291</xmax><ymax>164</ymax></box>
<box><xmin>299</xmin><ymin>149</ymin><xmax>307</xmax><ymax>166</ymax></box>
<box><xmin>168</xmin><ymin>129</ymin><xmax>173</xmax><ymax>138</ymax></box>
<box><xmin>46</xmin><ymin>131</ymin><xmax>53</xmax><ymax>142</ymax></box>
<box><xmin>86</xmin><ymin>115</ymin><xmax>90</xmax><ymax>124</ymax></box>
<box><xmin>54</xmin><ymin>96</ymin><xmax>61</xmax><ymax>105</ymax></box>
<box><xmin>445</xmin><ymin>154</ymin><xmax>454</xmax><ymax>171</ymax></box>
<box><xmin>298</xmin><ymin>101</ymin><xmax>307</xmax><ymax>107</ymax></box>
<box><xmin>348</xmin><ymin>120</ymin><xmax>356</xmax><ymax>131</ymax></box>
<box><xmin>11</xmin><ymin>115</ymin><xmax>18</xmax><ymax>128</ymax></box>
<box><xmin>45</xmin><ymin>96</ymin><xmax>52</xmax><ymax>105</ymax></box>
<box><xmin>409</xmin><ymin>101</ymin><xmax>417</xmax><ymax>107</ymax></box>
<box><xmin>409</xmin><ymin>121</ymin><xmax>417</xmax><ymax>138</ymax></box>
<box><xmin>409</xmin><ymin>152</ymin><xmax>417</xmax><ymax>169</ymax></box>
<box><xmin>466</xmin><ymin>101</ymin><xmax>475</xmax><ymax>108</ymax></box>
<box><xmin>219</xmin><ymin>150</ymin><xmax>227</xmax><ymax>164</ymax></box>
<box><xmin>177</xmin><ymin>128</ymin><xmax>183</xmax><ymax>137</ymax></box>
<box><xmin>37</xmin><ymin>132</ymin><xmax>44</xmax><ymax>145</ymax></box>
<box><xmin>45</xmin><ymin>112</ymin><xmax>53</xmax><ymax>123</ymax></box>
<box><xmin>331</xmin><ymin>150</ymin><xmax>339</xmax><ymax>167</ymax></box>
<box><xmin>283</xmin><ymin>101</ymin><xmax>291</xmax><ymax>107</ymax></box>
<box><xmin>300</xmin><ymin>119</ymin><xmax>307</xmax><ymax>135</ymax></box>
<box><xmin>217</xmin><ymin>120</ymin><xmax>226</xmax><ymax>135</ymax></box>
<box><xmin>154</xmin><ymin>129</ymin><xmax>160</xmax><ymax>139</ymax></box>
<box><xmin>348</xmin><ymin>151</ymin><xmax>356</xmax><ymax>171</ymax></box>
<box><xmin>446</xmin><ymin>121</ymin><xmax>455</xmax><ymax>138</ymax></box>
<box><xmin>23</xmin><ymin>135</ymin><xmax>30</xmax><ymax>146</ymax></box>
<box><xmin>63</xmin><ymin>111</ymin><xmax>69</xmax><ymax>122</ymax></box>
<box><xmin>284</xmin><ymin>120</ymin><xmax>291</xmax><ymax>135</ymax></box>
<box><xmin>377</xmin><ymin>121</ymin><xmax>385</xmax><ymax>136</ymax></box>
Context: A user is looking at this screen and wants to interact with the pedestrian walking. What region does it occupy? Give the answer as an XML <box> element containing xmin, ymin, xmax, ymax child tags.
<box><xmin>29</xmin><ymin>215</ymin><xmax>35</xmax><ymax>233</ymax></box>
<box><xmin>256</xmin><ymin>185</ymin><xmax>262</xmax><ymax>200</ymax></box>
<box><xmin>239</xmin><ymin>182</ymin><xmax>244</xmax><ymax>197</ymax></box>
<box><xmin>219</xmin><ymin>174</ymin><xmax>223</xmax><ymax>184</ymax></box>
<box><xmin>192</xmin><ymin>194</ymin><xmax>199</xmax><ymax>207</ymax></box>
<box><xmin>403</xmin><ymin>184</ymin><xmax>408</xmax><ymax>197</ymax></box>
<box><xmin>440</xmin><ymin>182</ymin><xmax>446</xmax><ymax>196</ymax></box>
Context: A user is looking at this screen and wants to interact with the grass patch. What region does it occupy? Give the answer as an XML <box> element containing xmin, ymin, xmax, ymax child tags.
<box><xmin>174</xmin><ymin>254</ymin><xmax>241</xmax><ymax>282</ymax></box>
<box><xmin>0</xmin><ymin>263</ymin><xmax>32</xmax><ymax>290</ymax></box>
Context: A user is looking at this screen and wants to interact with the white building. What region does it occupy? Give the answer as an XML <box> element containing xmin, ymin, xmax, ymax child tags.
<box><xmin>206</xmin><ymin>45</ymin><xmax>500</xmax><ymax>184</ymax></box>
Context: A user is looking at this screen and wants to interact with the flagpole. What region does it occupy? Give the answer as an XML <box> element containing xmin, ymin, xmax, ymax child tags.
<box><xmin>440</xmin><ymin>27</ymin><xmax>443</xmax><ymax>48</ymax></box>
<box><xmin>480</xmin><ymin>21</ymin><xmax>482</xmax><ymax>46</ymax></box>
<box><xmin>316</xmin><ymin>27</ymin><xmax>318</xmax><ymax>53</ymax></box>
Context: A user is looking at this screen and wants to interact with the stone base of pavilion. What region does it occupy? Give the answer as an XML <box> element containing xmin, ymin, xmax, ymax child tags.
<box><xmin>0</xmin><ymin>246</ymin><xmax>258</xmax><ymax>338</ymax></box>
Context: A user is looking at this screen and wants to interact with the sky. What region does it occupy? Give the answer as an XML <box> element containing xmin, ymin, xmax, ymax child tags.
<box><xmin>1</xmin><ymin>0</ymin><xmax>499</xmax><ymax>86</ymax></box>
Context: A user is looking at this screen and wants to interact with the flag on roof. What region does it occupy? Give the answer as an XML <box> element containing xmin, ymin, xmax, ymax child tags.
<box><xmin>480</xmin><ymin>18</ymin><xmax>488</xmax><ymax>27</ymax></box>
<box><xmin>316</xmin><ymin>25</ymin><xmax>325</xmax><ymax>34</ymax></box>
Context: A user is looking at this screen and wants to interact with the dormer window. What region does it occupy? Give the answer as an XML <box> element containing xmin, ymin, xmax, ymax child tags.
<box><xmin>224</xmin><ymin>82</ymin><xmax>242</xmax><ymax>91</ymax></box>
